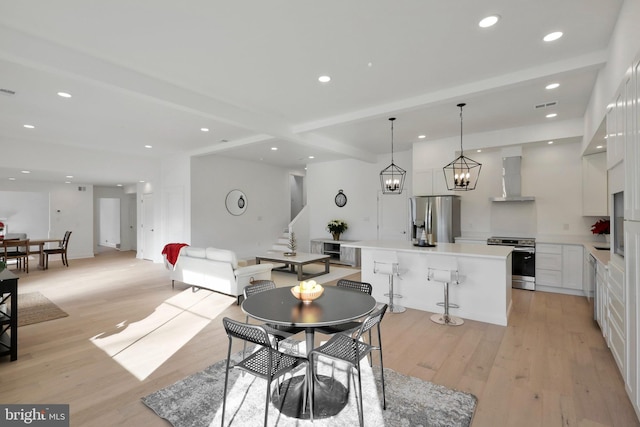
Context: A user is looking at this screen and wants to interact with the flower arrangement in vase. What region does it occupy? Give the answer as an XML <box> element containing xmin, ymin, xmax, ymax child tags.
<box><xmin>591</xmin><ymin>218</ymin><xmax>610</xmax><ymax>242</ymax></box>
<box><xmin>326</xmin><ymin>219</ymin><xmax>348</xmax><ymax>241</ymax></box>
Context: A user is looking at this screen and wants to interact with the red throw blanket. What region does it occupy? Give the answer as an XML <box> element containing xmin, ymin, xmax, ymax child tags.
<box><xmin>162</xmin><ymin>243</ymin><xmax>189</xmax><ymax>267</ymax></box>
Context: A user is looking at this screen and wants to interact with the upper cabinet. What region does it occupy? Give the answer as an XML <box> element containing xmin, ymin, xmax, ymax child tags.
<box><xmin>582</xmin><ymin>152</ymin><xmax>608</xmax><ymax>216</ymax></box>
<box><xmin>626</xmin><ymin>59</ymin><xmax>640</xmax><ymax>221</ymax></box>
<box><xmin>607</xmin><ymin>84</ymin><xmax>626</xmax><ymax>170</ymax></box>
<box><xmin>413</xmin><ymin>169</ymin><xmax>453</xmax><ymax>196</ymax></box>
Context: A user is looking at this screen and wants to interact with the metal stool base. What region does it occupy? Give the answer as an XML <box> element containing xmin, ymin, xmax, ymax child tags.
<box><xmin>430</xmin><ymin>313</ymin><xmax>464</xmax><ymax>326</ymax></box>
<box><xmin>389</xmin><ymin>304</ymin><xmax>406</xmax><ymax>313</ymax></box>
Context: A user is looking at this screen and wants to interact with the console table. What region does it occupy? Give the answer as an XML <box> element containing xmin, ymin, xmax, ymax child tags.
<box><xmin>0</xmin><ymin>269</ymin><xmax>18</xmax><ymax>361</ymax></box>
<box><xmin>310</xmin><ymin>239</ymin><xmax>361</xmax><ymax>267</ymax></box>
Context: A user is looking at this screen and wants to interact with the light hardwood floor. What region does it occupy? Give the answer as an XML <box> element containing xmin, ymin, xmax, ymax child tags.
<box><xmin>1</xmin><ymin>250</ymin><xmax>638</xmax><ymax>426</ymax></box>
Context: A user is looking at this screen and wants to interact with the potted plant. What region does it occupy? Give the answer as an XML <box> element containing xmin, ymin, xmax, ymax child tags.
<box><xmin>591</xmin><ymin>218</ymin><xmax>610</xmax><ymax>242</ymax></box>
<box><xmin>285</xmin><ymin>232</ymin><xmax>297</xmax><ymax>256</ymax></box>
<box><xmin>327</xmin><ymin>220</ymin><xmax>348</xmax><ymax>241</ymax></box>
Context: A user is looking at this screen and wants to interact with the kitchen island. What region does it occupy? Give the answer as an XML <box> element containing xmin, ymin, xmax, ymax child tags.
<box><xmin>342</xmin><ymin>240</ymin><xmax>513</xmax><ymax>326</ymax></box>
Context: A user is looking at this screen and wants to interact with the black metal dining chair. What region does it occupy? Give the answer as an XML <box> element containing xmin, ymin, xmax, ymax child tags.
<box><xmin>315</xmin><ymin>279</ymin><xmax>373</xmax><ymax>336</ymax></box>
<box><xmin>309</xmin><ymin>303</ymin><xmax>388</xmax><ymax>427</ymax></box>
<box><xmin>242</xmin><ymin>280</ymin><xmax>304</xmax><ymax>357</ymax></box>
<box><xmin>221</xmin><ymin>317</ymin><xmax>310</xmax><ymax>426</ymax></box>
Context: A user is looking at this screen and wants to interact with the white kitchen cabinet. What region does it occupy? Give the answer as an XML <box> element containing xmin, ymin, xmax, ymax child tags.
<box><xmin>536</xmin><ymin>243</ymin><xmax>584</xmax><ymax>294</ymax></box>
<box><xmin>625</xmin><ymin>60</ymin><xmax>640</xmax><ymax>221</ymax></box>
<box><xmin>607</xmin><ymin>261</ymin><xmax>626</xmax><ymax>376</ymax></box>
<box><xmin>596</xmin><ymin>259</ymin><xmax>608</xmax><ymax>333</ymax></box>
<box><xmin>607</xmin><ymin>84</ymin><xmax>626</xmax><ymax>169</ymax></box>
<box><xmin>562</xmin><ymin>245</ymin><xmax>584</xmax><ymax>290</ymax></box>
<box><xmin>582</xmin><ymin>153</ymin><xmax>608</xmax><ymax>216</ymax></box>
<box><xmin>624</xmin><ymin>219</ymin><xmax>639</xmax><ymax>409</ymax></box>
<box><xmin>413</xmin><ymin>169</ymin><xmax>453</xmax><ymax>196</ymax></box>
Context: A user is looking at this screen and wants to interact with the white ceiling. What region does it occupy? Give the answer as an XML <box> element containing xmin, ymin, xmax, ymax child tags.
<box><xmin>0</xmin><ymin>0</ymin><xmax>622</xmax><ymax>186</ymax></box>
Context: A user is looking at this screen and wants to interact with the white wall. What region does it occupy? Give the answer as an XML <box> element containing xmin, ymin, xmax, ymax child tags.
<box><xmin>306</xmin><ymin>150</ymin><xmax>412</xmax><ymax>243</ymax></box>
<box><xmin>411</xmin><ymin>139</ymin><xmax>597</xmax><ymax>241</ymax></box>
<box><xmin>190</xmin><ymin>154</ymin><xmax>290</xmax><ymax>259</ymax></box>
<box><xmin>0</xmin><ymin>190</ymin><xmax>49</xmax><ymax>238</ymax></box>
<box><xmin>0</xmin><ymin>180</ymin><xmax>94</xmax><ymax>259</ymax></box>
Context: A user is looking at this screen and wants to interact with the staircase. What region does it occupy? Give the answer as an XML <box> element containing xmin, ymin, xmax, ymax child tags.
<box><xmin>271</xmin><ymin>230</ymin><xmax>292</xmax><ymax>252</ymax></box>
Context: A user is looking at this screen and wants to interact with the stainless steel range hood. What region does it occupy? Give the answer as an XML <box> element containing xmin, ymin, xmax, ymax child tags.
<box><xmin>490</xmin><ymin>154</ymin><xmax>535</xmax><ymax>202</ymax></box>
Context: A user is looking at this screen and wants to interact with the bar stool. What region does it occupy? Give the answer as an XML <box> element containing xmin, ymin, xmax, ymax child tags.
<box><xmin>373</xmin><ymin>251</ymin><xmax>405</xmax><ymax>313</ymax></box>
<box><xmin>428</xmin><ymin>267</ymin><xmax>463</xmax><ymax>326</ymax></box>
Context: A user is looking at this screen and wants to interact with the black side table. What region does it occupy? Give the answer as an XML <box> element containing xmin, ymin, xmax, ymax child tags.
<box><xmin>0</xmin><ymin>269</ymin><xmax>18</xmax><ymax>361</ymax></box>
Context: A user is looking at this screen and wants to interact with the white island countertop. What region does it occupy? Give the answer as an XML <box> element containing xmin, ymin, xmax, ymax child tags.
<box><xmin>347</xmin><ymin>239</ymin><xmax>514</xmax><ymax>326</ymax></box>
<box><xmin>342</xmin><ymin>240</ymin><xmax>513</xmax><ymax>259</ymax></box>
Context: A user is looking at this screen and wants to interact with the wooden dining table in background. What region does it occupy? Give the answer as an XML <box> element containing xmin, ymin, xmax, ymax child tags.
<box><xmin>28</xmin><ymin>239</ymin><xmax>62</xmax><ymax>269</ymax></box>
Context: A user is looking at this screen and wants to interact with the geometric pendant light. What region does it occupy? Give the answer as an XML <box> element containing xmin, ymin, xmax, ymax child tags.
<box><xmin>380</xmin><ymin>117</ymin><xmax>406</xmax><ymax>194</ymax></box>
<box><xmin>443</xmin><ymin>103</ymin><xmax>482</xmax><ymax>191</ymax></box>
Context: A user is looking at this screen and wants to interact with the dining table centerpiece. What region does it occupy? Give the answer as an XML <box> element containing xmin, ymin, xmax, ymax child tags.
<box><xmin>327</xmin><ymin>219</ymin><xmax>348</xmax><ymax>241</ymax></box>
<box><xmin>291</xmin><ymin>280</ymin><xmax>324</xmax><ymax>303</ymax></box>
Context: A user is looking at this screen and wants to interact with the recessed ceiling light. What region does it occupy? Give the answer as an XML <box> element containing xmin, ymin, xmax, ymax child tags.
<box><xmin>546</xmin><ymin>113</ymin><xmax>557</xmax><ymax>118</ymax></box>
<box><xmin>21</xmin><ymin>170</ymin><xmax>30</xmax><ymax>174</ymax></box>
<box><xmin>117</xmin><ymin>184</ymin><xmax>123</xmax><ymax>187</ymax></box>
<box><xmin>478</xmin><ymin>15</ymin><xmax>500</xmax><ymax>28</ymax></box>
<box><xmin>139</xmin><ymin>180</ymin><xmax>145</xmax><ymax>183</ymax></box>
<box><xmin>477</xmin><ymin>149</ymin><xmax>482</xmax><ymax>153</ymax></box>
<box><xmin>596</xmin><ymin>145</ymin><xmax>603</xmax><ymax>149</ymax></box>
<box><xmin>144</xmin><ymin>145</ymin><xmax>152</xmax><ymax>149</ymax></box>
<box><xmin>8</xmin><ymin>177</ymin><xmax>15</xmax><ymax>181</ymax></box>
<box><xmin>308</xmin><ymin>156</ymin><xmax>315</xmax><ymax>159</ymax></box>
<box><xmin>418</xmin><ymin>135</ymin><xmax>426</xmax><ymax>139</ymax></box>
<box><xmin>200</xmin><ymin>127</ymin><xmax>209</xmax><ymax>132</ymax></box>
<box><xmin>548</xmin><ymin>141</ymin><xmax>554</xmax><ymax>145</ymax></box>
<box><xmin>318</xmin><ymin>75</ymin><xmax>331</xmax><ymax>83</ymax></box>
<box><xmin>271</xmin><ymin>147</ymin><xmax>278</xmax><ymax>151</ymax></box>
<box><xmin>57</xmin><ymin>92</ymin><xmax>72</xmax><ymax>98</ymax></box>
<box><xmin>66</xmin><ymin>175</ymin><xmax>73</xmax><ymax>178</ymax></box>
<box><xmin>543</xmin><ymin>31</ymin><xmax>563</xmax><ymax>42</ymax></box>
<box><xmin>65</xmin><ymin>181</ymin><xmax>71</xmax><ymax>184</ymax></box>
<box><xmin>23</xmin><ymin>124</ymin><xmax>35</xmax><ymax>129</ymax></box>
<box><xmin>545</xmin><ymin>83</ymin><xmax>560</xmax><ymax>90</ymax></box>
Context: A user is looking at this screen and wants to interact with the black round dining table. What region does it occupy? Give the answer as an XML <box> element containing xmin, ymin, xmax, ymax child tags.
<box><xmin>241</xmin><ymin>285</ymin><xmax>377</xmax><ymax>419</ymax></box>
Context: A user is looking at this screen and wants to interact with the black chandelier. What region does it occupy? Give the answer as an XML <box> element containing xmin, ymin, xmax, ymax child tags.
<box><xmin>443</xmin><ymin>103</ymin><xmax>481</xmax><ymax>191</ymax></box>
<box><xmin>380</xmin><ymin>117</ymin><xmax>406</xmax><ymax>194</ymax></box>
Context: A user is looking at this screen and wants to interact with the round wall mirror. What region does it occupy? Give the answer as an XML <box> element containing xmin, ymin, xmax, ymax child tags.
<box><xmin>225</xmin><ymin>190</ymin><xmax>247</xmax><ymax>216</ymax></box>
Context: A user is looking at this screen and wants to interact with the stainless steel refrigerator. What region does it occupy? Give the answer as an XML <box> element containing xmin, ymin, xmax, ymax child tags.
<box><xmin>409</xmin><ymin>196</ymin><xmax>461</xmax><ymax>244</ymax></box>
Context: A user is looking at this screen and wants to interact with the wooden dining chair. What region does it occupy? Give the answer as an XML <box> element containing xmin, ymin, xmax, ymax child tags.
<box><xmin>2</xmin><ymin>239</ymin><xmax>30</xmax><ymax>273</ymax></box>
<box><xmin>44</xmin><ymin>231</ymin><xmax>72</xmax><ymax>269</ymax></box>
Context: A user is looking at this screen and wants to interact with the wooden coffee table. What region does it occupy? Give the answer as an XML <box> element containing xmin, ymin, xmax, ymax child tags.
<box><xmin>255</xmin><ymin>251</ymin><xmax>330</xmax><ymax>281</ymax></box>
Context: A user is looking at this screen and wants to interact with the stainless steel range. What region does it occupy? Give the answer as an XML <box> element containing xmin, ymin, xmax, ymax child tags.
<box><xmin>487</xmin><ymin>237</ymin><xmax>536</xmax><ymax>291</ymax></box>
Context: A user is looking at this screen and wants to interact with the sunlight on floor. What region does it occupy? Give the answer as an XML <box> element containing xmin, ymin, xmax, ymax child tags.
<box><xmin>90</xmin><ymin>288</ymin><xmax>234</xmax><ymax>380</ymax></box>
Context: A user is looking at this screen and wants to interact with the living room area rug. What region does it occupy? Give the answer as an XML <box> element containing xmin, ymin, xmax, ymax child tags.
<box><xmin>142</xmin><ymin>349</ymin><xmax>477</xmax><ymax>426</ymax></box>
<box><xmin>17</xmin><ymin>291</ymin><xmax>69</xmax><ymax>326</ymax></box>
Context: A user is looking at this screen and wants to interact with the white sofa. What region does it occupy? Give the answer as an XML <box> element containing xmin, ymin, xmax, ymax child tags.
<box><xmin>167</xmin><ymin>246</ymin><xmax>274</xmax><ymax>304</ymax></box>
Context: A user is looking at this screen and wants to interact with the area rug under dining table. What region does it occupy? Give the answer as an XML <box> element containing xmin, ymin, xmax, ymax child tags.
<box><xmin>142</xmin><ymin>349</ymin><xmax>477</xmax><ymax>426</ymax></box>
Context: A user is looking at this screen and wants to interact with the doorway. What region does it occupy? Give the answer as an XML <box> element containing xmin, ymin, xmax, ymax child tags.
<box><xmin>377</xmin><ymin>191</ymin><xmax>409</xmax><ymax>241</ymax></box>
<box><xmin>98</xmin><ymin>198</ymin><xmax>121</xmax><ymax>249</ymax></box>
